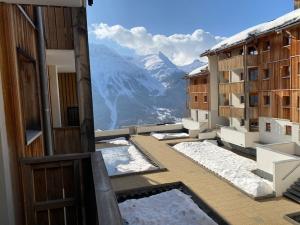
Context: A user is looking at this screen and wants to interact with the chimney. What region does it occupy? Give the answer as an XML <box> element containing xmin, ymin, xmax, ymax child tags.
<box><xmin>295</xmin><ymin>0</ymin><xmax>300</xmax><ymax>9</ymax></box>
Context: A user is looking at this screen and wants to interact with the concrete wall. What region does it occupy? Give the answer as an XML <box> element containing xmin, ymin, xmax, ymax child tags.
<box><xmin>199</xmin><ymin>131</ymin><xmax>217</xmax><ymax>140</ymax></box>
<box><xmin>190</xmin><ymin>109</ymin><xmax>208</xmax><ymax>123</ymax></box>
<box><xmin>136</xmin><ymin>124</ymin><xmax>183</xmax><ymax>134</ymax></box>
<box><xmin>259</xmin><ymin>117</ymin><xmax>297</xmax><ymax>144</ymax></box>
<box><xmin>257</xmin><ymin>144</ymin><xmax>298</xmax><ymax>175</ymax></box>
<box><xmin>48</xmin><ymin>65</ymin><xmax>62</xmax><ymax>127</ymax></box>
<box><xmin>208</xmin><ymin>55</ymin><xmax>228</xmax><ymax>129</ymax></box>
<box><xmin>273</xmin><ymin>159</ymin><xmax>300</xmax><ymax>196</ymax></box>
<box><xmin>221</xmin><ymin>126</ymin><xmax>259</xmax><ymax>148</ymax></box>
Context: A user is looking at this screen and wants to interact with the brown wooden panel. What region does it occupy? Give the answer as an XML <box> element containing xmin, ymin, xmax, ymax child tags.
<box><xmin>43</xmin><ymin>6</ymin><xmax>74</xmax><ymax>49</ymax></box>
<box><xmin>53</xmin><ymin>127</ymin><xmax>81</xmax><ymax>154</ymax></box>
<box><xmin>58</xmin><ymin>73</ymin><xmax>78</xmax><ymax>127</ymax></box>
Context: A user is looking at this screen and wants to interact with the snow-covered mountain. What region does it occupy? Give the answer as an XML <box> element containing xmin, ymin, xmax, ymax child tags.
<box><xmin>90</xmin><ymin>44</ymin><xmax>200</xmax><ymax>130</ymax></box>
<box><xmin>177</xmin><ymin>59</ymin><xmax>206</xmax><ymax>74</ymax></box>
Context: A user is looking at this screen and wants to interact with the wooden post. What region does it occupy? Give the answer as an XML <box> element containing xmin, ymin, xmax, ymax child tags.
<box><xmin>72</xmin><ymin>7</ymin><xmax>95</xmax><ymax>153</ymax></box>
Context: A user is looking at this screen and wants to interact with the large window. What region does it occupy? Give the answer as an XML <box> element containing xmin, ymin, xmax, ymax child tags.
<box><xmin>249</xmin><ymin>95</ymin><xmax>258</xmax><ymax>107</ymax></box>
<box><xmin>249</xmin><ymin>68</ymin><xmax>258</xmax><ymax>81</ymax></box>
<box><xmin>263</xmin><ymin>96</ymin><xmax>270</xmax><ymax>106</ymax></box>
<box><xmin>282</xmin><ymin>96</ymin><xmax>290</xmax><ymax>107</ymax></box>
<box><xmin>17</xmin><ymin>49</ymin><xmax>41</xmax><ymax>144</ymax></box>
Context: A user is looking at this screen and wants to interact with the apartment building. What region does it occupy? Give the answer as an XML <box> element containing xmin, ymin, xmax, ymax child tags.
<box><xmin>0</xmin><ymin>1</ymin><xmax>123</xmax><ymax>225</ymax></box>
<box><xmin>183</xmin><ymin>65</ymin><xmax>227</xmax><ymax>134</ymax></box>
<box><xmin>202</xmin><ymin>6</ymin><xmax>300</xmax><ymax>149</ymax></box>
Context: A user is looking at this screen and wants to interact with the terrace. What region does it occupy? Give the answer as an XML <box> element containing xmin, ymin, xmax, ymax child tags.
<box><xmin>109</xmin><ymin>135</ymin><xmax>300</xmax><ymax>224</ymax></box>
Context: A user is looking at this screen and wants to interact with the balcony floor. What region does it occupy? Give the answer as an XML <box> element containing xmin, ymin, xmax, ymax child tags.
<box><xmin>111</xmin><ymin>135</ymin><xmax>299</xmax><ymax>225</ymax></box>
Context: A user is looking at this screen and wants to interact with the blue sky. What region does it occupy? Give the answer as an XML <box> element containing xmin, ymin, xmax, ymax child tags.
<box><xmin>87</xmin><ymin>0</ymin><xmax>294</xmax><ymax>65</ymax></box>
<box><xmin>87</xmin><ymin>0</ymin><xmax>292</xmax><ymax>37</ymax></box>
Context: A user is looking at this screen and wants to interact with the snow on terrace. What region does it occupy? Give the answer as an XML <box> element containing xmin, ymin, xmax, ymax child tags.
<box><xmin>206</xmin><ymin>8</ymin><xmax>300</xmax><ymax>53</ymax></box>
<box><xmin>173</xmin><ymin>141</ymin><xmax>273</xmax><ymax>197</ymax></box>
<box><xmin>97</xmin><ymin>145</ymin><xmax>156</xmax><ymax>176</ymax></box>
<box><xmin>119</xmin><ymin>189</ymin><xmax>218</xmax><ymax>225</ymax></box>
<box><xmin>151</xmin><ymin>132</ymin><xmax>189</xmax><ymax>140</ymax></box>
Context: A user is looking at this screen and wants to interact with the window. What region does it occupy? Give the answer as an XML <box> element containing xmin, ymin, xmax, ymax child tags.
<box><xmin>193</xmin><ymin>79</ymin><xmax>198</xmax><ymax>85</ymax></box>
<box><xmin>249</xmin><ymin>68</ymin><xmax>258</xmax><ymax>81</ymax></box>
<box><xmin>263</xmin><ymin>96</ymin><xmax>270</xmax><ymax>106</ymax></box>
<box><xmin>248</xmin><ymin>46</ymin><xmax>258</xmax><ymax>55</ymax></box>
<box><xmin>250</xmin><ymin>119</ymin><xmax>259</xmax><ymax>131</ymax></box>
<box><xmin>17</xmin><ymin>50</ymin><xmax>41</xmax><ymax>144</ymax></box>
<box><xmin>263</xmin><ymin>69</ymin><xmax>270</xmax><ymax>79</ymax></box>
<box><xmin>283</xmin><ymin>35</ymin><xmax>291</xmax><ymax>46</ymax></box>
<box><xmin>297</xmin><ymin>30</ymin><xmax>300</xmax><ymax>40</ymax></box>
<box><xmin>240</xmin><ymin>96</ymin><xmax>245</xmax><ymax>104</ymax></box>
<box><xmin>282</xmin><ymin>66</ymin><xmax>290</xmax><ymax>78</ymax></box>
<box><xmin>240</xmin><ymin>72</ymin><xmax>244</xmax><ymax>81</ymax></box>
<box><xmin>266</xmin><ymin>123</ymin><xmax>271</xmax><ymax>132</ymax></box>
<box><xmin>298</xmin><ymin>62</ymin><xmax>300</xmax><ymax>75</ymax></box>
<box><xmin>194</xmin><ymin>96</ymin><xmax>198</xmax><ymax>102</ymax></box>
<box><xmin>205</xmin><ymin>114</ymin><xmax>208</xmax><ymax>120</ymax></box>
<box><xmin>204</xmin><ymin>95</ymin><xmax>208</xmax><ymax>103</ymax></box>
<box><xmin>298</xmin><ymin>96</ymin><xmax>300</xmax><ymax>109</ymax></box>
<box><xmin>282</xmin><ymin>96</ymin><xmax>290</xmax><ymax>107</ymax></box>
<box><xmin>240</xmin><ymin>119</ymin><xmax>245</xmax><ymax>126</ymax></box>
<box><xmin>263</xmin><ymin>41</ymin><xmax>271</xmax><ymax>51</ymax></box>
<box><xmin>285</xmin><ymin>125</ymin><xmax>292</xmax><ymax>136</ymax></box>
<box><xmin>201</xmin><ymin>78</ymin><xmax>207</xmax><ymax>84</ymax></box>
<box><xmin>249</xmin><ymin>95</ymin><xmax>258</xmax><ymax>107</ymax></box>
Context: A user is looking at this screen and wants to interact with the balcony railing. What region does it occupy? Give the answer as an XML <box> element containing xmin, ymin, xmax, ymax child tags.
<box><xmin>219</xmin><ymin>81</ymin><xmax>244</xmax><ymax>94</ymax></box>
<box><xmin>249</xmin><ymin>107</ymin><xmax>258</xmax><ymax>119</ymax></box>
<box><xmin>218</xmin><ymin>55</ymin><xmax>258</xmax><ymax>71</ymax></box>
<box><xmin>219</xmin><ymin>106</ymin><xmax>245</xmax><ymax>119</ymax></box>
<box><xmin>189</xmin><ymin>84</ymin><xmax>208</xmax><ymax>93</ymax></box>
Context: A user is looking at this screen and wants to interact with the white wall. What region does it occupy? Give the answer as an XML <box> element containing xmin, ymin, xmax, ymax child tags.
<box><xmin>273</xmin><ymin>159</ymin><xmax>300</xmax><ymax>196</ymax></box>
<box><xmin>48</xmin><ymin>65</ymin><xmax>62</xmax><ymax>128</ymax></box>
<box><xmin>259</xmin><ymin>117</ymin><xmax>295</xmax><ymax>144</ymax></box>
<box><xmin>230</xmin><ymin>117</ymin><xmax>247</xmax><ymax>132</ymax></box>
<box><xmin>220</xmin><ymin>126</ymin><xmax>259</xmax><ymax>148</ymax></box>
<box><xmin>256</xmin><ymin>144</ymin><xmax>298</xmax><ymax>175</ymax></box>
<box><xmin>136</xmin><ymin>124</ymin><xmax>183</xmax><ymax>134</ymax></box>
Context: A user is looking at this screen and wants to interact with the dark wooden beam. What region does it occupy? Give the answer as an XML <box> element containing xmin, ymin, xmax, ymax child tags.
<box><xmin>72</xmin><ymin>7</ymin><xmax>95</xmax><ymax>153</ymax></box>
<box><xmin>91</xmin><ymin>152</ymin><xmax>123</xmax><ymax>225</ymax></box>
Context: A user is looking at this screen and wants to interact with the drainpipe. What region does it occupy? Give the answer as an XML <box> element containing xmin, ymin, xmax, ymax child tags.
<box><xmin>35</xmin><ymin>7</ymin><xmax>54</xmax><ymax>156</ymax></box>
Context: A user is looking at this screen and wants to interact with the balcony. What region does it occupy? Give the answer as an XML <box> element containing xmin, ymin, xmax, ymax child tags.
<box><xmin>249</xmin><ymin>107</ymin><xmax>258</xmax><ymax>119</ymax></box>
<box><xmin>189</xmin><ymin>84</ymin><xmax>208</xmax><ymax>93</ymax></box>
<box><xmin>218</xmin><ymin>55</ymin><xmax>258</xmax><ymax>71</ymax></box>
<box><xmin>219</xmin><ymin>81</ymin><xmax>244</xmax><ymax>94</ymax></box>
<box><xmin>220</xmin><ymin>126</ymin><xmax>259</xmax><ymax>148</ymax></box>
<box><xmin>249</xmin><ymin>80</ymin><xmax>259</xmax><ymax>92</ymax></box>
<box><xmin>219</xmin><ymin>106</ymin><xmax>245</xmax><ymax>119</ymax></box>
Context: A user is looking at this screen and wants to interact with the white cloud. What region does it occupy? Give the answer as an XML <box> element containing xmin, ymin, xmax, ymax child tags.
<box><xmin>91</xmin><ymin>23</ymin><xmax>225</xmax><ymax>66</ymax></box>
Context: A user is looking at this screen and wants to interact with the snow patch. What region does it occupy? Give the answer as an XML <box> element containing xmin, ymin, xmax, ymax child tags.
<box><xmin>119</xmin><ymin>189</ymin><xmax>218</xmax><ymax>225</ymax></box>
<box><xmin>98</xmin><ymin>145</ymin><xmax>156</xmax><ymax>176</ymax></box>
<box><xmin>173</xmin><ymin>141</ymin><xmax>273</xmax><ymax>197</ymax></box>
<box><xmin>151</xmin><ymin>132</ymin><xmax>189</xmax><ymax>140</ymax></box>
<box><xmin>188</xmin><ymin>64</ymin><xmax>208</xmax><ymax>77</ymax></box>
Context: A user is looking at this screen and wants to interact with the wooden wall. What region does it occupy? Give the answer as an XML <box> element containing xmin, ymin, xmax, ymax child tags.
<box><xmin>188</xmin><ymin>75</ymin><xmax>209</xmax><ymax>110</ymax></box>
<box><xmin>58</xmin><ymin>73</ymin><xmax>79</xmax><ymax>127</ymax></box>
<box><xmin>256</xmin><ymin>27</ymin><xmax>300</xmax><ymax>122</ymax></box>
<box><xmin>0</xmin><ymin>4</ymin><xmax>44</xmax><ymax>225</ymax></box>
<box><xmin>53</xmin><ymin>127</ymin><xmax>81</xmax><ymax>154</ymax></box>
<box><xmin>42</xmin><ymin>6</ymin><xmax>74</xmax><ymax>49</ymax></box>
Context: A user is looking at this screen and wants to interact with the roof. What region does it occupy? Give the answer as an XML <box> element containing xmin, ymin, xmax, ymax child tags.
<box><xmin>187</xmin><ymin>64</ymin><xmax>209</xmax><ymax>78</ymax></box>
<box><xmin>202</xmin><ymin>8</ymin><xmax>300</xmax><ymax>56</ymax></box>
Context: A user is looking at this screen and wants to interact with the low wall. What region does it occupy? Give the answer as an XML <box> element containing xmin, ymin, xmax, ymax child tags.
<box><xmin>198</xmin><ymin>131</ymin><xmax>216</xmax><ymax>140</ymax></box>
<box><xmin>257</xmin><ymin>144</ymin><xmax>298</xmax><ymax>175</ymax></box>
<box><xmin>220</xmin><ymin>127</ymin><xmax>259</xmax><ymax>148</ymax></box>
<box><xmin>95</xmin><ymin>128</ymin><xmax>130</xmax><ymax>140</ymax></box>
<box><xmin>273</xmin><ymin>159</ymin><xmax>300</xmax><ymax>196</ymax></box>
<box><xmin>136</xmin><ymin>124</ymin><xmax>183</xmax><ymax>134</ymax></box>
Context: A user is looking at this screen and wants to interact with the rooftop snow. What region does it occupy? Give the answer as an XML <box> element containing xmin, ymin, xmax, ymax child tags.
<box><xmin>204</xmin><ymin>8</ymin><xmax>300</xmax><ymax>54</ymax></box>
<box><xmin>119</xmin><ymin>189</ymin><xmax>218</xmax><ymax>225</ymax></box>
<box><xmin>188</xmin><ymin>64</ymin><xmax>208</xmax><ymax>77</ymax></box>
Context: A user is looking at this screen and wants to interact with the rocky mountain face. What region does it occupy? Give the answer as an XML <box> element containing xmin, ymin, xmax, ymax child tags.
<box><xmin>90</xmin><ymin>43</ymin><xmax>204</xmax><ymax>130</ymax></box>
